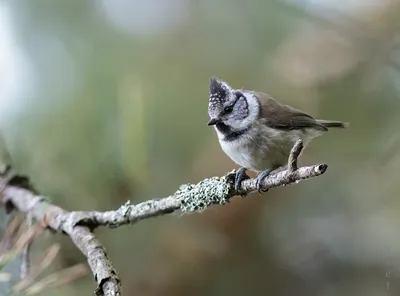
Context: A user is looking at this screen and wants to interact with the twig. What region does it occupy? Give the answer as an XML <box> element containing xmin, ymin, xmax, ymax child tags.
<box><xmin>14</xmin><ymin>244</ymin><xmax>61</xmax><ymax>292</ymax></box>
<box><xmin>0</xmin><ymin>141</ymin><xmax>328</xmax><ymax>295</ymax></box>
<box><xmin>0</xmin><ymin>189</ymin><xmax>120</xmax><ymax>296</ymax></box>
<box><xmin>288</xmin><ymin>139</ymin><xmax>303</xmax><ymax>172</ymax></box>
<box><xmin>23</xmin><ymin>263</ymin><xmax>88</xmax><ymax>295</ymax></box>
<box><xmin>21</xmin><ymin>214</ymin><xmax>33</xmax><ymax>279</ymax></box>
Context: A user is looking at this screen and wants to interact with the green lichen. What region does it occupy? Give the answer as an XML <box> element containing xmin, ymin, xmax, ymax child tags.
<box><xmin>176</xmin><ymin>171</ymin><xmax>236</xmax><ymax>212</ymax></box>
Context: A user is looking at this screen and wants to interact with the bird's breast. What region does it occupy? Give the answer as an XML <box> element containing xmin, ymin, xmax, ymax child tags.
<box><xmin>219</xmin><ymin>135</ymin><xmax>261</xmax><ymax>171</ymax></box>
<box><xmin>217</xmin><ymin>124</ymin><xmax>313</xmax><ymax>172</ymax></box>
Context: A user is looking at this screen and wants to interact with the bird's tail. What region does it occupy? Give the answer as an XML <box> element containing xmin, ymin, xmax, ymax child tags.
<box><xmin>316</xmin><ymin>119</ymin><xmax>349</xmax><ymax>129</ymax></box>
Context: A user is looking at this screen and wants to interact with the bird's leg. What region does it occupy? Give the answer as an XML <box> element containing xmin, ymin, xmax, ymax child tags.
<box><xmin>256</xmin><ymin>166</ymin><xmax>279</xmax><ymax>194</ymax></box>
<box><xmin>234</xmin><ymin>167</ymin><xmax>250</xmax><ymax>194</ymax></box>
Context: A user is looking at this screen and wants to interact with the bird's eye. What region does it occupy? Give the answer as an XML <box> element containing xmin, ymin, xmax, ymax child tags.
<box><xmin>224</xmin><ymin>106</ymin><xmax>233</xmax><ymax>114</ymax></box>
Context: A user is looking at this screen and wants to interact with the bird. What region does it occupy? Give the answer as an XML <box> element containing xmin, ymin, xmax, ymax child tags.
<box><xmin>207</xmin><ymin>77</ymin><xmax>348</xmax><ymax>193</ymax></box>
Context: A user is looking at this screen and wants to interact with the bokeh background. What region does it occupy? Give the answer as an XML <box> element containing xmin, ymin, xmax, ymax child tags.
<box><xmin>1</xmin><ymin>0</ymin><xmax>400</xmax><ymax>295</ymax></box>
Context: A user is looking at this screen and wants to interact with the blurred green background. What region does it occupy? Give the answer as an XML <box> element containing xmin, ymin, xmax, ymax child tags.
<box><xmin>1</xmin><ymin>0</ymin><xmax>400</xmax><ymax>295</ymax></box>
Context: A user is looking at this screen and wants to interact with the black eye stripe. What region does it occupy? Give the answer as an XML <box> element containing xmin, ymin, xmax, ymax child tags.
<box><xmin>235</xmin><ymin>92</ymin><xmax>244</xmax><ymax>100</ymax></box>
<box><xmin>224</xmin><ymin>105</ymin><xmax>233</xmax><ymax>112</ymax></box>
<box><xmin>220</xmin><ymin>93</ymin><xmax>243</xmax><ymax>115</ymax></box>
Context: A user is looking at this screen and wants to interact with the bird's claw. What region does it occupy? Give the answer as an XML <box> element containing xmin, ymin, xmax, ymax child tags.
<box><xmin>256</xmin><ymin>185</ymin><xmax>269</xmax><ymax>194</ymax></box>
<box><xmin>256</xmin><ymin>168</ymin><xmax>274</xmax><ymax>194</ymax></box>
<box><xmin>234</xmin><ymin>167</ymin><xmax>250</xmax><ymax>195</ymax></box>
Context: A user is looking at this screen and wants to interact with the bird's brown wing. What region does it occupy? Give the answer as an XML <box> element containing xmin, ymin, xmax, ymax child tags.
<box><xmin>256</xmin><ymin>92</ymin><xmax>328</xmax><ymax>131</ymax></box>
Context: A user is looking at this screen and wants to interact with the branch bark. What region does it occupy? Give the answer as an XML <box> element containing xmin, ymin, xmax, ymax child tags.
<box><xmin>0</xmin><ymin>139</ymin><xmax>327</xmax><ymax>295</ymax></box>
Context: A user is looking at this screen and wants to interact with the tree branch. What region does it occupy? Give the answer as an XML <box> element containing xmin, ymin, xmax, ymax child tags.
<box><xmin>0</xmin><ymin>139</ymin><xmax>327</xmax><ymax>295</ymax></box>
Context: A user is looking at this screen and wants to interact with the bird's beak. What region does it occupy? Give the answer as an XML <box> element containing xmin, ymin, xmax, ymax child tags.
<box><xmin>207</xmin><ymin>118</ymin><xmax>219</xmax><ymax>126</ymax></box>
